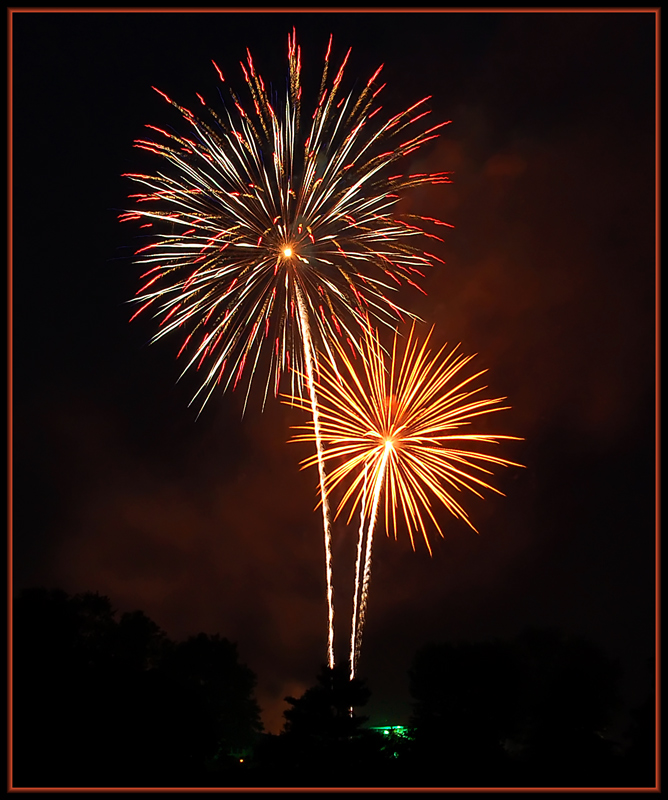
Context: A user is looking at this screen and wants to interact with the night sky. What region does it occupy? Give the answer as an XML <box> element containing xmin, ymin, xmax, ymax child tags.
<box><xmin>12</xmin><ymin>10</ymin><xmax>656</xmax><ymax>736</ymax></box>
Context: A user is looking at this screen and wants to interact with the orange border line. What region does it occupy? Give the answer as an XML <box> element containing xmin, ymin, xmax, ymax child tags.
<box><xmin>6</xmin><ymin>6</ymin><xmax>661</xmax><ymax>794</ymax></box>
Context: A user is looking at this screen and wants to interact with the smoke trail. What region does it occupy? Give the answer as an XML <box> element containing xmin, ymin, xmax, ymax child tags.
<box><xmin>294</xmin><ymin>282</ymin><xmax>335</xmax><ymax>669</ymax></box>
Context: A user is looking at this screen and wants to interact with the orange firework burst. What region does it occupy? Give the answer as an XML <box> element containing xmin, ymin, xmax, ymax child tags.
<box><xmin>286</xmin><ymin>323</ymin><xmax>523</xmax><ymax>675</ymax></box>
<box><xmin>288</xmin><ymin>324</ymin><xmax>523</xmax><ymax>555</ymax></box>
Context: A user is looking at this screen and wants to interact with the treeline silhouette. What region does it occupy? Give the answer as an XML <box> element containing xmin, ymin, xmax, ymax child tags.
<box><xmin>12</xmin><ymin>588</ymin><xmax>655</xmax><ymax>788</ymax></box>
<box><xmin>12</xmin><ymin>588</ymin><xmax>262</xmax><ymax>787</ymax></box>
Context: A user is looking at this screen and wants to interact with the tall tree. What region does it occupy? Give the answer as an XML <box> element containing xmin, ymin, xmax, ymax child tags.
<box><xmin>283</xmin><ymin>662</ymin><xmax>370</xmax><ymax>741</ymax></box>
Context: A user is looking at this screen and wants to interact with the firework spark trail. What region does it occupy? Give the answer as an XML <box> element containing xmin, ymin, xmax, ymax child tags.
<box><xmin>353</xmin><ymin>444</ymin><xmax>390</xmax><ymax>676</ymax></box>
<box><xmin>286</xmin><ymin>324</ymin><xmax>523</xmax><ymax>674</ymax></box>
<box><xmin>294</xmin><ymin>281</ymin><xmax>335</xmax><ymax>669</ymax></box>
<box><xmin>349</xmin><ymin>463</ymin><xmax>367</xmax><ymax>680</ymax></box>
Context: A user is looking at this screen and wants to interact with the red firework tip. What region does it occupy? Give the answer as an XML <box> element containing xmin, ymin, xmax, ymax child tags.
<box><xmin>152</xmin><ymin>86</ymin><xmax>173</xmax><ymax>104</ymax></box>
<box><xmin>421</xmin><ymin>216</ymin><xmax>455</xmax><ymax>228</ymax></box>
<box><xmin>405</xmin><ymin>277</ymin><xmax>427</xmax><ymax>295</ymax></box>
<box><xmin>196</xmin><ymin>343</ymin><xmax>210</xmax><ymax>371</ymax></box>
<box><xmin>246</xmin><ymin>49</ymin><xmax>256</xmax><ymax>77</ymax></box>
<box><xmin>210</xmin><ymin>329</ymin><xmax>225</xmax><ymax>354</ymax></box>
<box><xmin>160</xmin><ymin>303</ymin><xmax>181</xmax><ymax>327</ymax></box>
<box><xmin>129</xmin><ymin>298</ymin><xmax>155</xmax><ymax>322</ymax></box>
<box><xmin>136</xmin><ymin>273</ymin><xmax>163</xmax><ymax>295</ymax></box>
<box><xmin>333</xmin><ymin>47</ymin><xmax>351</xmax><ymax>88</ymax></box>
<box><xmin>407</xmin><ymin>110</ymin><xmax>431</xmax><ymax>127</ymax></box>
<box><xmin>388</xmin><ymin>96</ymin><xmax>429</xmax><ymax>127</ymax></box>
<box><xmin>422</xmin><ymin>120</ymin><xmax>452</xmax><ymax>136</ymax></box>
<box><xmin>196</xmin><ymin>92</ymin><xmax>206</xmax><ymax>106</ymax></box>
<box><xmin>139</xmin><ymin>265</ymin><xmax>163</xmax><ymax>279</ymax></box>
<box><xmin>233</xmin><ymin>353</ymin><xmax>247</xmax><ymax>390</ymax></box>
<box><xmin>177</xmin><ymin>332</ymin><xmax>194</xmax><ymax>359</ymax></box>
<box><xmin>211</xmin><ymin>60</ymin><xmax>224</xmax><ymax>82</ymax></box>
<box><xmin>325</xmin><ymin>34</ymin><xmax>332</xmax><ymax>62</ymax></box>
<box><xmin>367</xmin><ymin>64</ymin><xmax>384</xmax><ymax>87</ymax></box>
<box><xmin>133</xmin><ymin>143</ymin><xmax>164</xmax><ymax>156</ymax></box>
<box><xmin>134</xmin><ymin>241</ymin><xmax>162</xmax><ymax>256</ymax></box>
<box><xmin>145</xmin><ymin>124</ymin><xmax>171</xmax><ymax>138</ymax></box>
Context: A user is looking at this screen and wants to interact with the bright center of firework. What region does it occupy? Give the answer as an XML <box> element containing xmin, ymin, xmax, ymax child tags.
<box><xmin>283</xmin><ymin>247</ymin><xmax>293</xmax><ymax>258</ymax></box>
<box><xmin>384</xmin><ymin>438</ymin><xmax>395</xmax><ymax>451</ymax></box>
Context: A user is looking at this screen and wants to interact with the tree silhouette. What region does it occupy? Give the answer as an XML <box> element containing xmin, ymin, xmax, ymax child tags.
<box><xmin>253</xmin><ymin>662</ymin><xmax>384</xmax><ymax>784</ymax></box>
<box><xmin>164</xmin><ymin>632</ymin><xmax>264</xmax><ymax>766</ymax></box>
<box><xmin>408</xmin><ymin>628</ymin><xmax>623</xmax><ymax>787</ymax></box>
<box><xmin>513</xmin><ymin>627</ymin><xmax>621</xmax><ymax>782</ymax></box>
<box><xmin>283</xmin><ymin>662</ymin><xmax>370</xmax><ymax>741</ymax></box>
<box><xmin>409</xmin><ymin>638</ymin><xmax>521</xmax><ymax>783</ymax></box>
<box><xmin>12</xmin><ymin>587</ymin><xmax>262</xmax><ymax>787</ymax></box>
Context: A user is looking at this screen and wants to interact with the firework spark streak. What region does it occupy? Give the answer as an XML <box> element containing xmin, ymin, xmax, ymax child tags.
<box><xmin>294</xmin><ymin>282</ymin><xmax>335</xmax><ymax>668</ymax></box>
<box><xmin>121</xmin><ymin>30</ymin><xmax>451</xmax><ymax>666</ymax></box>
<box><xmin>287</xmin><ymin>324</ymin><xmax>523</xmax><ymax>675</ymax></box>
<box><xmin>349</xmin><ymin>464</ymin><xmax>367</xmax><ymax>680</ymax></box>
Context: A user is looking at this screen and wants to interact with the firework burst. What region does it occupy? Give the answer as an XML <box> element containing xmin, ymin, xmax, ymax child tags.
<box><xmin>286</xmin><ymin>324</ymin><xmax>523</xmax><ymax>674</ymax></box>
<box><xmin>120</xmin><ymin>31</ymin><xmax>451</xmax><ymax>669</ymax></box>
<box><xmin>120</xmin><ymin>30</ymin><xmax>452</xmax><ymax>412</ymax></box>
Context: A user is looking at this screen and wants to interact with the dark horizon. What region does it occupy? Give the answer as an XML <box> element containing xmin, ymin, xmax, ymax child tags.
<box><xmin>12</xmin><ymin>585</ymin><xmax>656</xmax><ymax>788</ymax></box>
<box><xmin>11</xmin><ymin>8</ymin><xmax>657</xmax><ymax>748</ymax></box>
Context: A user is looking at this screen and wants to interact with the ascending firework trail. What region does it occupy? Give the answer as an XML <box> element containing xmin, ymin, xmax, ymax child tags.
<box><xmin>122</xmin><ymin>30</ymin><xmax>452</xmax><ymax>668</ymax></box>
